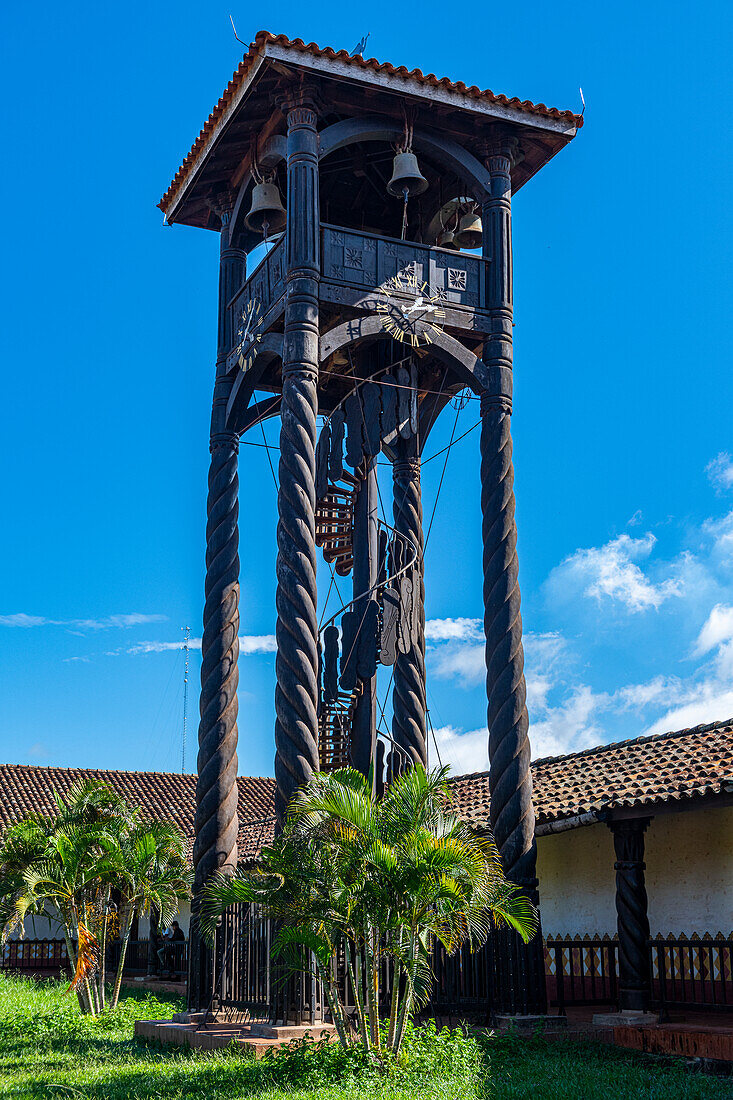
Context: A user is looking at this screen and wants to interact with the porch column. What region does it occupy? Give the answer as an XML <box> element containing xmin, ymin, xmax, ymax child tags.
<box><xmin>480</xmin><ymin>135</ymin><xmax>546</xmax><ymax>1014</ymax></box>
<box><xmin>188</xmin><ymin>194</ymin><xmax>245</xmax><ymax>1011</ymax></box>
<box><xmin>610</xmin><ymin>819</ymin><xmax>652</xmax><ymax>1011</ymax></box>
<box><xmin>274</xmin><ymin>97</ymin><xmax>321</xmax><ymax>824</ymax></box>
<box><xmin>391</xmin><ymin>438</ymin><xmax>427</xmax><ymax>772</ymax></box>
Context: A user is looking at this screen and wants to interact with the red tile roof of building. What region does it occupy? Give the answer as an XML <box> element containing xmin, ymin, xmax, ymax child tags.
<box><xmin>0</xmin><ymin>764</ymin><xmax>275</xmax><ymax>861</ymax></box>
<box><xmin>3</xmin><ymin>719</ymin><xmax>730</xmax><ymax>859</ymax></box>
<box><xmin>450</xmin><ymin>719</ymin><xmax>733</xmax><ymax>829</ymax></box>
<box><xmin>159</xmin><ymin>30</ymin><xmax>583</xmax><ymax>215</ymax></box>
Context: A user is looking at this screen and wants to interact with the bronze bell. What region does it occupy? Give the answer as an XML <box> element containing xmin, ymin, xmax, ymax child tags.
<box><xmin>387</xmin><ymin>151</ymin><xmax>428</xmax><ymax>199</ymax></box>
<box><xmin>437</xmin><ymin>226</ymin><xmax>459</xmax><ymax>250</ymax></box>
<box><xmin>454</xmin><ymin>208</ymin><xmax>483</xmax><ymax>249</ymax></box>
<box><xmin>245</xmin><ymin>181</ymin><xmax>286</xmax><ymax>235</ymax></box>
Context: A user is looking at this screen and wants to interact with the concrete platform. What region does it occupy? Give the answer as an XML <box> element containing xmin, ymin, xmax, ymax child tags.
<box><xmin>134</xmin><ymin>1017</ymin><xmax>337</xmax><ymax>1054</ymax></box>
<box><xmin>592</xmin><ymin>1010</ymin><xmax>657</xmax><ymax>1027</ymax></box>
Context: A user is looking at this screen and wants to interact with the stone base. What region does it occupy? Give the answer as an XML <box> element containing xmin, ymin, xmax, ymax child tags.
<box><xmin>249</xmin><ymin>1022</ymin><xmax>337</xmax><ymax>1040</ymax></box>
<box><xmin>592</xmin><ymin>1010</ymin><xmax>657</xmax><ymax>1027</ymax></box>
<box><xmin>135</xmin><ymin>1017</ymin><xmax>337</xmax><ymax>1053</ymax></box>
<box><xmin>493</xmin><ymin>1014</ymin><xmax>568</xmax><ymax>1033</ymax></box>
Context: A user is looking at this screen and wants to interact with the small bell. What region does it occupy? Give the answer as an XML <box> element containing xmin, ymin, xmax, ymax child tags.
<box><xmin>387</xmin><ymin>151</ymin><xmax>428</xmax><ymax>199</ymax></box>
<box><xmin>454</xmin><ymin>208</ymin><xmax>483</xmax><ymax>249</ymax></box>
<box><xmin>436</xmin><ymin>226</ymin><xmax>459</xmax><ymax>250</ymax></box>
<box><xmin>245</xmin><ymin>180</ymin><xmax>286</xmax><ymax>235</ymax></box>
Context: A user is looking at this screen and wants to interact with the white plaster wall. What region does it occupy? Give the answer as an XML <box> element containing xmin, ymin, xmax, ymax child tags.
<box><xmin>645</xmin><ymin>805</ymin><xmax>733</xmax><ymax>936</ymax></box>
<box><xmin>137</xmin><ymin>900</ymin><xmax>191</xmax><ymax>939</ymax></box>
<box><xmin>537</xmin><ymin>822</ymin><xmax>617</xmax><ymax>937</ymax></box>
<box><xmin>537</xmin><ymin>805</ymin><xmax>733</xmax><ymax>938</ymax></box>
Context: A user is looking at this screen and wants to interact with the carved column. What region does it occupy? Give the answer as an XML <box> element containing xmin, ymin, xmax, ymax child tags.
<box><xmin>274</xmin><ymin>99</ymin><xmax>321</xmax><ymax>825</ymax></box>
<box><xmin>480</xmin><ymin>137</ymin><xmax>545</xmax><ymax>1015</ymax></box>
<box><xmin>610</xmin><ymin>819</ymin><xmax>652</xmax><ymax>1012</ymax></box>
<box><xmin>188</xmin><ymin>196</ymin><xmax>245</xmax><ymax>1011</ymax></box>
<box><xmin>350</xmin><ymin>456</ymin><xmax>379</xmax><ymax>778</ymax></box>
<box><xmin>391</xmin><ymin>440</ymin><xmax>427</xmax><ymax>771</ymax></box>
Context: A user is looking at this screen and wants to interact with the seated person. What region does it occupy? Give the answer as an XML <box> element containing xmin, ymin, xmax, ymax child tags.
<box><xmin>156</xmin><ymin>921</ymin><xmax>185</xmax><ymax>976</ymax></box>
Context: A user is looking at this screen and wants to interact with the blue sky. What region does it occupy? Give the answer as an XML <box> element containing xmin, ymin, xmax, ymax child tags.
<box><xmin>1</xmin><ymin>0</ymin><xmax>731</xmax><ymax>779</ymax></box>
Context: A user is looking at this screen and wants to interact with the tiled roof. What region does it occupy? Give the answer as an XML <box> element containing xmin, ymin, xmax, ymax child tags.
<box><xmin>0</xmin><ymin>765</ymin><xmax>276</xmax><ymax>862</ymax></box>
<box><xmin>3</xmin><ymin>720</ymin><xmax>729</xmax><ymax>859</ymax></box>
<box><xmin>450</xmin><ymin>719</ymin><xmax>733</xmax><ymax>829</ymax></box>
<box><xmin>160</xmin><ymin>30</ymin><xmax>583</xmax><ymax>215</ymax></box>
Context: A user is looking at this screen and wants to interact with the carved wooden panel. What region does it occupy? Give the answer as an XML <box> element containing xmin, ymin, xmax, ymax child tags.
<box><xmin>321</xmin><ymin>224</ymin><xmax>486</xmax><ymax>310</ymax></box>
<box><xmin>225</xmin><ymin>235</ymin><xmax>287</xmax><ymax>356</ymax></box>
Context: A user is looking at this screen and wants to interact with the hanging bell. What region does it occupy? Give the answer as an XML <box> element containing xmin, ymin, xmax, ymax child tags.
<box><xmin>436</xmin><ymin>226</ymin><xmax>459</xmax><ymax>250</ymax></box>
<box><xmin>387</xmin><ymin>151</ymin><xmax>428</xmax><ymax>199</ymax></box>
<box><xmin>454</xmin><ymin>208</ymin><xmax>483</xmax><ymax>249</ymax></box>
<box><xmin>245</xmin><ymin>181</ymin><xmax>286</xmax><ymax>235</ymax></box>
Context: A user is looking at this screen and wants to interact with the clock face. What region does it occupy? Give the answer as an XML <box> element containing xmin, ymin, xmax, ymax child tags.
<box><xmin>234</xmin><ymin>297</ymin><xmax>264</xmax><ymax>373</ymax></box>
<box><xmin>376</xmin><ymin>272</ymin><xmax>446</xmax><ymax>347</ymax></box>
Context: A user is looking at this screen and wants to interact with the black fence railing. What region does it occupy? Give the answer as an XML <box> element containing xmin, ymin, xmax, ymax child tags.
<box><xmin>6</xmin><ymin>930</ymin><xmax>732</xmax><ymax>1017</ymax></box>
<box><xmin>1</xmin><ymin>937</ymin><xmax>186</xmax><ymax>979</ymax></box>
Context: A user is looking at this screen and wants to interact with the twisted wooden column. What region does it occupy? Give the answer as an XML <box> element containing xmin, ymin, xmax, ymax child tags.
<box><xmin>611</xmin><ymin>819</ymin><xmax>652</xmax><ymax>1012</ymax></box>
<box><xmin>480</xmin><ymin>394</ymin><xmax>535</xmax><ymax>891</ymax></box>
<box><xmin>391</xmin><ymin>453</ymin><xmax>427</xmax><ymax>770</ymax></box>
<box><xmin>480</xmin><ymin>137</ymin><xmax>545</xmax><ymax>1015</ymax></box>
<box><xmin>274</xmin><ymin>100</ymin><xmax>321</xmax><ymax>825</ymax></box>
<box><xmin>188</xmin><ymin>197</ymin><xmax>244</xmax><ymax>1012</ymax></box>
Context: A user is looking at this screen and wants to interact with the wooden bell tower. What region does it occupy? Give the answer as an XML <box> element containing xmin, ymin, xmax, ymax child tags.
<box><xmin>159</xmin><ymin>31</ymin><xmax>582</xmax><ymax>1018</ymax></box>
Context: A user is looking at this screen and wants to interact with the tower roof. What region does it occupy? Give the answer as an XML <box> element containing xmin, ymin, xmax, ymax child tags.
<box><xmin>160</xmin><ymin>30</ymin><xmax>582</xmax><ymax>228</ymax></box>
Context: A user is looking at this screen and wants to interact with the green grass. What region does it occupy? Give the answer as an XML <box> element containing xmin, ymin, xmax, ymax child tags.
<box><xmin>0</xmin><ymin>973</ymin><xmax>730</xmax><ymax>1099</ymax></box>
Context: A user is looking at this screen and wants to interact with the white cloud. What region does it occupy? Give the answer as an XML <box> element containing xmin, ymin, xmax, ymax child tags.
<box><xmin>643</xmin><ymin>688</ymin><xmax>733</xmax><ymax>737</ymax></box>
<box><xmin>546</xmin><ymin>532</ymin><xmax>682</xmax><ymax>612</ymax></box>
<box><xmin>432</xmin><ymin>725</ymin><xmax>488</xmax><ymax>775</ymax></box>
<box><xmin>0</xmin><ymin>611</ymin><xmax>166</xmax><ymax>631</ymax></box>
<box><xmin>124</xmin><ymin>635</ymin><xmax>277</xmax><ymax>656</ymax></box>
<box><xmin>0</xmin><ymin>613</ymin><xmax>48</xmax><ymax>627</ymax></box>
<box><xmin>528</xmin><ymin>685</ymin><xmax>607</xmax><ymax>759</ymax></box>
<box><xmin>695</xmin><ymin>604</ymin><xmax>733</xmax><ymax>655</ymax></box>
<box><xmin>706</xmin><ymin>453</ymin><xmax>733</xmax><ymax>494</ymax></box>
<box><xmin>614</xmin><ymin>675</ymin><xmax>686</xmax><ymax>711</ymax></box>
<box><xmin>425</xmin><ymin>617</ymin><xmax>483</xmax><ymax>643</ymax></box>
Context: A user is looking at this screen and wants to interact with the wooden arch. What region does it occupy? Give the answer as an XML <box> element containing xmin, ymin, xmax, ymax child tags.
<box><xmin>317</xmin><ymin>117</ymin><xmax>491</xmax><ymax>201</ymax></box>
<box><xmin>319</xmin><ymin>316</ymin><xmax>491</xmax><ymax>393</ymax></box>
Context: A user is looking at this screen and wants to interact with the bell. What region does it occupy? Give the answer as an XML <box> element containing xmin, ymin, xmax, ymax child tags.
<box><xmin>387</xmin><ymin>151</ymin><xmax>428</xmax><ymax>199</ymax></box>
<box><xmin>437</xmin><ymin>227</ymin><xmax>459</xmax><ymax>250</ymax></box>
<box><xmin>454</xmin><ymin>209</ymin><xmax>483</xmax><ymax>249</ymax></box>
<box><xmin>245</xmin><ymin>181</ymin><xmax>286</xmax><ymax>234</ymax></box>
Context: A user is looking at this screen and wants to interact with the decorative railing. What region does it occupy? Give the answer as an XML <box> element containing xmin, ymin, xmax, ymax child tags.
<box><xmin>226</xmin><ymin>235</ymin><xmax>286</xmax><ymax>361</ymax></box>
<box><xmin>225</xmin><ymin>224</ymin><xmax>491</xmax><ymax>358</ymax></box>
<box><xmin>545</xmin><ymin>935</ymin><xmax>619</xmax><ymax>1011</ymax></box>
<box><xmin>2</xmin><ymin>938</ymin><xmax>69</xmax><ymax>972</ymax></box>
<box><xmin>1</xmin><ymin>937</ymin><xmax>186</xmax><ymax>979</ymax></box>
<box><xmin>321</xmin><ymin>224</ymin><xmax>488</xmax><ymax>313</ymax></box>
<box><xmin>546</xmin><ymin>933</ymin><xmax>733</xmax><ymax>1015</ymax></box>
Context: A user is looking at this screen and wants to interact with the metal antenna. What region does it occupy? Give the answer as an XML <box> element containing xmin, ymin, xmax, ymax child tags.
<box><xmin>182</xmin><ymin>626</ymin><xmax>191</xmax><ymax>773</ymax></box>
<box><xmin>229</xmin><ymin>14</ymin><xmax>246</xmax><ymax>46</ymax></box>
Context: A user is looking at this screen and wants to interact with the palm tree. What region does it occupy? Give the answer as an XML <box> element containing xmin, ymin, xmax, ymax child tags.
<box><xmin>0</xmin><ymin>780</ymin><xmax>190</xmax><ymax>1015</ymax></box>
<box><xmin>201</xmin><ymin>764</ymin><xmax>536</xmax><ymax>1059</ymax></box>
<box><xmin>103</xmin><ymin>821</ymin><xmax>191</xmax><ymax>1009</ymax></box>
